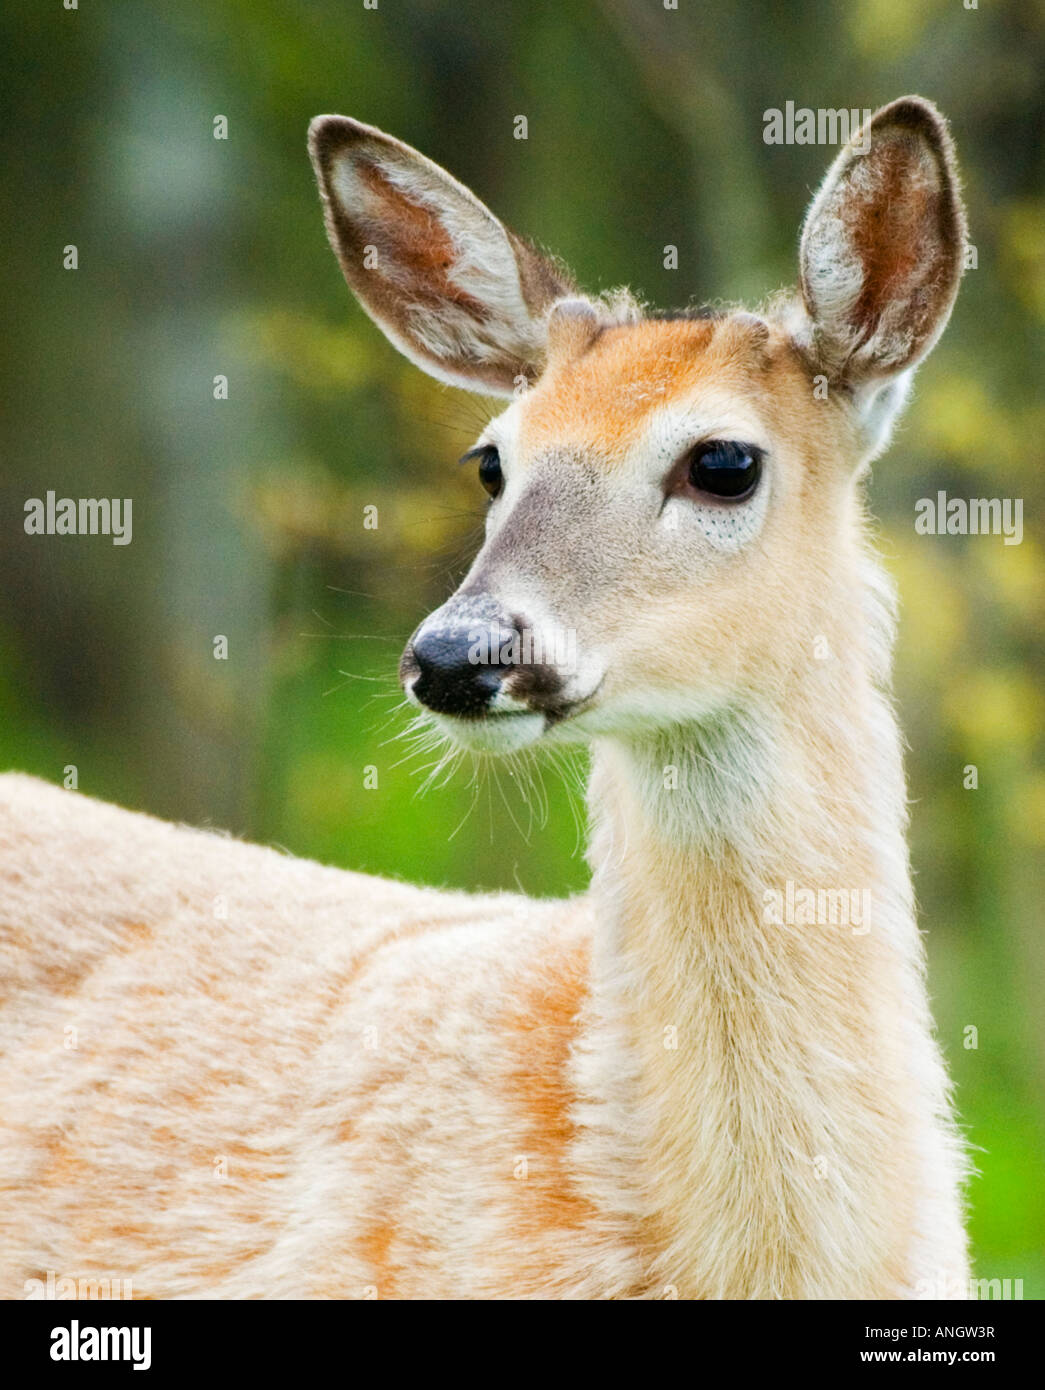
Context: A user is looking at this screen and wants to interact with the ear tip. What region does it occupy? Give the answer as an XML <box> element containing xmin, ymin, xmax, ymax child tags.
<box><xmin>870</xmin><ymin>95</ymin><xmax>954</xmax><ymax>152</ymax></box>
<box><xmin>877</xmin><ymin>94</ymin><xmax>945</xmax><ymax>120</ymax></box>
<box><xmin>307</xmin><ymin>114</ymin><xmax>376</xmax><ymax>166</ymax></box>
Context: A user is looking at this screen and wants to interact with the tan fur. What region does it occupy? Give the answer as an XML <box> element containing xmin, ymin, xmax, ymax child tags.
<box><xmin>0</xmin><ymin>99</ymin><xmax>970</xmax><ymax>1299</ymax></box>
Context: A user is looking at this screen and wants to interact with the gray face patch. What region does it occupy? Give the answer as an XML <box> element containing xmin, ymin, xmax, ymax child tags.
<box><xmin>473</xmin><ymin>456</ymin><xmax>632</xmax><ymax>606</ymax></box>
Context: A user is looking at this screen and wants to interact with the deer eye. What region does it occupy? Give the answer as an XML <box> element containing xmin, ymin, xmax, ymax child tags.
<box><xmin>461</xmin><ymin>444</ymin><xmax>503</xmax><ymax>498</ymax></box>
<box><xmin>687</xmin><ymin>441</ymin><xmax>763</xmax><ymax>500</ymax></box>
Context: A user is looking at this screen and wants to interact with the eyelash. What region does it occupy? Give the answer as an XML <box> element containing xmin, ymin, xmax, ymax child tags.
<box><xmin>461</xmin><ymin>444</ymin><xmax>503</xmax><ymax>499</ymax></box>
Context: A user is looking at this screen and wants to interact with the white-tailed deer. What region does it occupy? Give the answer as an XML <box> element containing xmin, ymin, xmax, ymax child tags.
<box><xmin>0</xmin><ymin>97</ymin><xmax>969</xmax><ymax>1299</ymax></box>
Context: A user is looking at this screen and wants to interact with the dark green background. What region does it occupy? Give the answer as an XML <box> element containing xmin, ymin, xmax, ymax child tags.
<box><xmin>1</xmin><ymin>0</ymin><xmax>1041</xmax><ymax>1293</ymax></box>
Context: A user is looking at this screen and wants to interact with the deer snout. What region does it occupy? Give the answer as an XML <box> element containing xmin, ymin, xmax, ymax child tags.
<box><xmin>400</xmin><ymin>600</ymin><xmax>522</xmax><ymax>719</ymax></box>
<box><xmin>403</xmin><ymin>625</ymin><xmax>508</xmax><ymax>717</ymax></box>
<box><xmin>401</xmin><ymin>596</ymin><xmax>572</xmax><ymax>724</ymax></box>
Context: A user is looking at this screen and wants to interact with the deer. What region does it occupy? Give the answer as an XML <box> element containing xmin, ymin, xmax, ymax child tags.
<box><xmin>0</xmin><ymin>96</ymin><xmax>970</xmax><ymax>1300</ymax></box>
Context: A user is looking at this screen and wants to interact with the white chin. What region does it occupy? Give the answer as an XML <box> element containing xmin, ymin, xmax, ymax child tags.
<box><xmin>428</xmin><ymin>711</ymin><xmax>546</xmax><ymax>754</ymax></box>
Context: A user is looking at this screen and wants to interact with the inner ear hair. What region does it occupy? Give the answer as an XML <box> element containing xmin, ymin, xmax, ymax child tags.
<box><xmin>308</xmin><ymin>114</ymin><xmax>575</xmax><ymax>395</ymax></box>
<box><xmin>798</xmin><ymin>96</ymin><xmax>967</xmax><ymax>386</ymax></box>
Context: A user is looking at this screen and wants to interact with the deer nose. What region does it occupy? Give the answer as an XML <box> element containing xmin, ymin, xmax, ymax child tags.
<box><xmin>406</xmin><ymin>620</ymin><xmax>517</xmax><ymax>717</ymax></box>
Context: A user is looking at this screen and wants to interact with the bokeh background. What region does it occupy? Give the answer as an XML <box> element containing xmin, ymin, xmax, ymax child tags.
<box><xmin>1</xmin><ymin>0</ymin><xmax>1041</xmax><ymax>1293</ymax></box>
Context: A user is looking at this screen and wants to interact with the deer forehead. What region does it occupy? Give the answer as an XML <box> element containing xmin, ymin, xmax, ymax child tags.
<box><xmin>512</xmin><ymin>314</ymin><xmax>800</xmax><ymax>464</ymax></box>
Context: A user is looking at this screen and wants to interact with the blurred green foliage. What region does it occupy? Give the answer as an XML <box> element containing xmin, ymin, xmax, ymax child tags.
<box><xmin>0</xmin><ymin>0</ymin><xmax>1041</xmax><ymax>1293</ymax></box>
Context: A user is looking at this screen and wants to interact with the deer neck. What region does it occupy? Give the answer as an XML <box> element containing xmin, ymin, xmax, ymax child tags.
<box><xmin>583</xmin><ymin>642</ymin><xmax>958</xmax><ymax>1297</ymax></box>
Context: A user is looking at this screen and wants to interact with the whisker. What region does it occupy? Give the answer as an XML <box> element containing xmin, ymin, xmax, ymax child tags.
<box><xmin>325</xmin><ymin>585</ymin><xmax>380</xmax><ymax>600</ymax></box>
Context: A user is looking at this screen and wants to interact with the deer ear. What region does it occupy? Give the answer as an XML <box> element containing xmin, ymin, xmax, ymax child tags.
<box><xmin>797</xmin><ymin>97</ymin><xmax>966</xmax><ymax>418</ymax></box>
<box><xmin>308</xmin><ymin>116</ymin><xmax>574</xmax><ymax>396</ymax></box>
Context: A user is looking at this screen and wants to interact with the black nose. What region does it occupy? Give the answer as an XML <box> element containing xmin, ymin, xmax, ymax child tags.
<box><xmin>407</xmin><ymin>623</ymin><xmax>516</xmax><ymax>717</ymax></box>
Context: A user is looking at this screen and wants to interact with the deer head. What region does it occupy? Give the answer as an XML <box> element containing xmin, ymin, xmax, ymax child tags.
<box><xmin>309</xmin><ymin>99</ymin><xmax>965</xmax><ymax>758</ymax></box>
